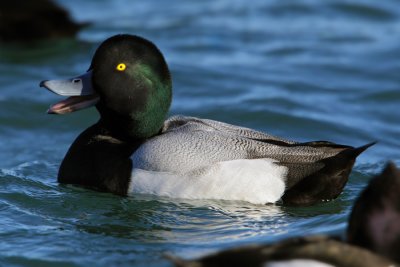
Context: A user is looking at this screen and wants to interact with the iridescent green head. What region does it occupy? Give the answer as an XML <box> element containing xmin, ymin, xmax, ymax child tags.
<box><xmin>40</xmin><ymin>34</ymin><xmax>172</xmax><ymax>139</ymax></box>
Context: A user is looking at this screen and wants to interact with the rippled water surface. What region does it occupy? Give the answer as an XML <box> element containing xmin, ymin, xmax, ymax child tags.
<box><xmin>1</xmin><ymin>0</ymin><xmax>399</xmax><ymax>266</ymax></box>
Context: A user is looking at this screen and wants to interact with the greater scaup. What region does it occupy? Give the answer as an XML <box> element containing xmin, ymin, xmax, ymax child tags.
<box><xmin>0</xmin><ymin>0</ymin><xmax>86</xmax><ymax>43</ymax></box>
<box><xmin>40</xmin><ymin>34</ymin><xmax>374</xmax><ymax>205</ymax></box>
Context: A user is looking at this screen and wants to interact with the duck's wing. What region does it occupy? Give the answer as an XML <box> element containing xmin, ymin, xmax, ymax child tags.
<box><xmin>134</xmin><ymin>116</ymin><xmax>373</xmax><ymax>205</ymax></box>
<box><xmin>162</xmin><ymin>115</ymin><xmax>298</xmax><ymax>144</ymax></box>
<box><xmin>143</xmin><ymin>116</ymin><xmax>341</xmax><ymax>174</ymax></box>
<box><xmin>160</xmin><ymin>116</ymin><xmax>356</xmax><ymax>179</ymax></box>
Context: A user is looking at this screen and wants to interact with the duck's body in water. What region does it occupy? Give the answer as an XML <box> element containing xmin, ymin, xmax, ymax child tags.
<box><xmin>40</xmin><ymin>34</ymin><xmax>373</xmax><ymax>205</ymax></box>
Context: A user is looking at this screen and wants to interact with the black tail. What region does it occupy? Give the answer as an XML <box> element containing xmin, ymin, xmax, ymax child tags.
<box><xmin>282</xmin><ymin>142</ymin><xmax>376</xmax><ymax>206</ymax></box>
<box><xmin>345</xmin><ymin>142</ymin><xmax>376</xmax><ymax>158</ymax></box>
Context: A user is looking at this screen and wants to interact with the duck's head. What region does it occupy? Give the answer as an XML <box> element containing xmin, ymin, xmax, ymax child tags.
<box><xmin>347</xmin><ymin>162</ymin><xmax>400</xmax><ymax>263</ymax></box>
<box><xmin>40</xmin><ymin>34</ymin><xmax>172</xmax><ymax>140</ymax></box>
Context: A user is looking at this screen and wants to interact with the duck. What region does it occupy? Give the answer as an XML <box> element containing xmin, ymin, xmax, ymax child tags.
<box><xmin>39</xmin><ymin>34</ymin><xmax>374</xmax><ymax>206</ymax></box>
<box><xmin>0</xmin><ymin>0</ymin><xmax>87</xmax><ymax>43</ymax></box>
<box><xmin>169</xmin><ymin>162</ymin><xmax>400</xmax><ymax>267</ymax></box>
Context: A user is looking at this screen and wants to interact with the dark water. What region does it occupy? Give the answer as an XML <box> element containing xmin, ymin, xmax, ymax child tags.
<box><xmin>1</xmin><ymin>0</ymin><xmax>399</xmax><ymax>266</ymax></box>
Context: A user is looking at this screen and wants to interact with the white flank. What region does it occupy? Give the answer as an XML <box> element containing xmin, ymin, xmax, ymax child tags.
<box><xmin>264</xmin><ymin>259</ymin><xmax>336</xmax><ymax>267</ymax></box>
<box><xmin>128</xmin><ymin>158</ymin><xmax>287</xmax><ymax>204</ymax></box>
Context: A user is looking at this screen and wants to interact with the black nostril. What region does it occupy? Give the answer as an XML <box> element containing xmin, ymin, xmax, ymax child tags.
<box><xmin>72</xmin><ymin>79</ymin><xmax>81</xmax><ymax>84</ymax></box>
<box><xmin>39</xmin><ymin>80</ymin><xmax>48</xmax><ymax>87</ymax></box>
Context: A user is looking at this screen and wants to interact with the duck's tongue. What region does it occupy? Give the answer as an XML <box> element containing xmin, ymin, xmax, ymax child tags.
<box><xmin>39</xmin><ymin>70</ymin><xmax>99</xmax><ymax>114</ymax></box>
<box><xmin>47</xmin><ymin>95</ymin><xmax>99</xmax><ymax>114</ymax></box>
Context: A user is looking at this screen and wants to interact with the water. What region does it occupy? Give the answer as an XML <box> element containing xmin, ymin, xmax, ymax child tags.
<box><xmin>1</xmin><ymin>0</ymin><xmax>399</xmax><ymax>266</ymax></box>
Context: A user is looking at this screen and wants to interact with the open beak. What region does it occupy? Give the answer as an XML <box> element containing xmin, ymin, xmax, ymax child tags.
<box><xmin>40</xmin><ymin>70</ymin><xmax>99</xmax><ymax>114</ymax></box>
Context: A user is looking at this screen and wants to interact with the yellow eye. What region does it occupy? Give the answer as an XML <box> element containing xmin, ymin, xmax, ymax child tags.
<box><xmin>116</xmin><ymin>63</ymin><xmax>126</xmax><ymax>71</ymax></box>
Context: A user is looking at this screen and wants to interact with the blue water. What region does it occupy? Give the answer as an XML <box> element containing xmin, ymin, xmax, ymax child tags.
<box><xmin>1</xmin><ymin>0</ymin><xmax>399</xmax><ymax>266</ymax></box>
